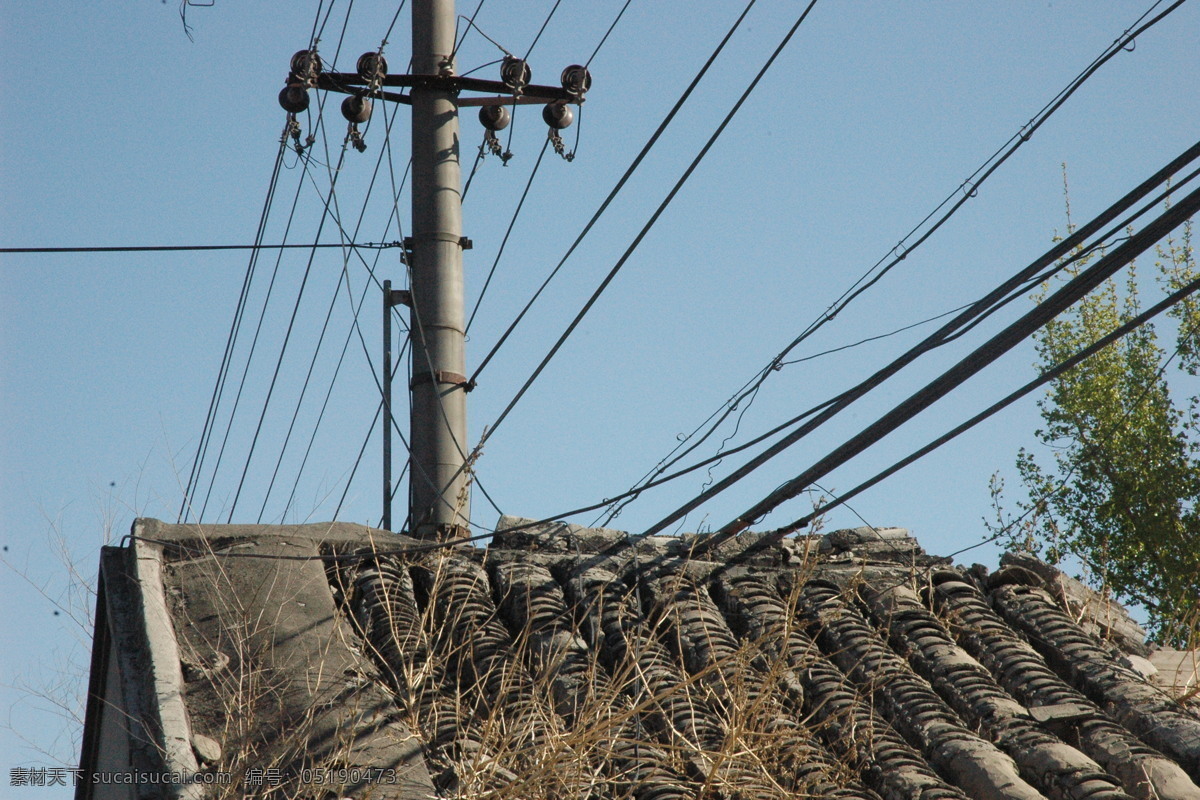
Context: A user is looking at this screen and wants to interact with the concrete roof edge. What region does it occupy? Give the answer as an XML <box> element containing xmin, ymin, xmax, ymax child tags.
<box><xmin>129</xmin><ymin>534</ymin><xmax>205</xmax><ymax>800</ymax></box>
<box><xmin>133</xmin><ymin>517</ymin><xmax>425</xmax><ymax>556</ymax></box>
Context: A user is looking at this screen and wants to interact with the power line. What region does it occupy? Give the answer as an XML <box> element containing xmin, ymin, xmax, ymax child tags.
<box><xmin>190</xmin><ymin>107</ymin><xmax>352</xmax><ymax>523</ymax></box>
<box><xmin>195</xmin><ymin>140</ymin><xmax>323</xmax><ymax>522</ymax></box>
<box><xmin>460</xmin><ymin>0</ymin><xmax>629</xmax><ymax>201</ymax></box>
<box><xmin>310</xmin><ymin>0</ymin><xmax>334</xmax><ymax>47</ymax></box>
<box><xmin>255</xmin><ymin>146</ymin><xmax>400</xmax><ymax>522</ymax></box>
<box><xmin>765</xmin><ymin>271</ymin><xmax>1200</xmax><ymax>540</ymax></box>
<box><xmin>189</xmin><ymin>0</ymin><xmax>359</xmax><ymax>524</ymax></box>
<box><xmin>333</xmin><ymin>397</ymin><xmax>385</xmax><ymax>520</ymax></box>
<box><xmin>622</xmin><ymin>139</ymin><xmax>1200</xmax><ymax>536</ymax></box>
<box><xmin>0</xmin><ymin>242</ymin><xmax>401</xmax><ymax>255</ymax></box>
<box><xmin>457</xmin><ymin>0</ymin><xmax>637</xmax><ymax>309</ymax></box>
<box><xmin>225</xmin><ymin>144</ymin><xmax>352</xmax><ymax>522</ymax></box>
<box><xmin>280</xmin><ymin>101</ymin><xmax>413</xmax><ymax>523</ymax></box>
<box><xmin>523</xmin><ymin>0</ymin><xmax>563</xmax><ymax>61</ymax></box>
<box><xmin>329</xmin><ymin>0</ymin><xmax>357</xmax><ymax>70</ymax></box>
<box><xmin>179</xmin><ymin>130</ymin><xmax>290</xmax><ymax>523</ymax></box>
<box><xmin>612</xmin><ymin>0</ymin><xmax>1190</xmax><ymax>509</ymax></box>
<box><xmin>600</xmin><ymin>158</ymin><xmax>1200</xmax><ymax>525</ymax></box>
<box><xmin>407</xmin><ymin>256</ymin><xmax>507</xmax><ymax>525</ymax></box>
<box><xmin>274</xmin><ymin>93</ymin><xmax>506</xmax><ymax>532</ymax></box>
<box><xmin>449</xmin><ymin>0</ymin><xmax>489</xmax><ymax>64</ymax></box>
<box><xmin>586</xmin><ymin>0</ymin><xmax>633</xmax><ymax>69</ymax></box>
<box><xmin>591</xmin><ymin>210</ymin><xmax>1132</xmax><ymax>527</ymax></box>
<box><xmin>465</xmin><ymin>138</ymin><xmax>551</xmax><ymax>335</ymax></box>
<box><xmin>259</xmin><ymin>93</ymin><xmax>412</xmax><ymax>522</ymax></box>
<box><xmin>649</xmin><ymin>181</ymin><xmax>1200</xmax><ymax>544</ymax></box>
<box><xmin>162</xmin><ymin>270</ymin><xmax>1200</xmax><ymax>567</ymax></box>
<box><xmin>469</xmin><ymin>0</ymin><xmax>820</xmax><ymax>466</ymax></box>
<box><xmin>381</xmin><ymin>0</ymin><xmax>410</xmax><ymax>51</ymax></box>
<box><xmin>470</xmin><ymin>0</ymin><xmax>762</xmax><ymax>385</ymax></box>
<box><xmin>589</xmin><ymin>231</ymin><xmax>1102</xmax><ymax>528</ymax></box>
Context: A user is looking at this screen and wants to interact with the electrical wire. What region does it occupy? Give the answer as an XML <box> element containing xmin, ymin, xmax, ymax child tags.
<box><xmin>523</xmin><ymin>0</ymin><xmax>563</xmax><ymax>61</ymax></box>
<box><xmin>0</xmin><ymin>242</ymin><xmax>400</xmax><ymax>255</ymax></box>
<box><xmin>380</xmin><ymin>0</ymin><xmax>410</xmax><ymax>51</ymax></box>
<box><xmin>407</xmin><ymin>264</ymin><xmax>508</xmax><ymax>524</ymax></box>
<box><xmin>134</xmin><ymin>274</ymin><xmax>1200</xmax><ymax>564</ymax></box>
<box><xmin>194</xmin><ymin>40</ymin><xmax>353</xmax><ymax>522</ymax></box>
<box><xmin>600</xmin><ymin>157</ymin><xmax>1200</xmax><ymax>525</ymax></box>
<box><xmin>178</xmin><ymin>130</ymin><xmax>289</xmax><ymax>523</ymax></box>
<box><xmin>764</xmin><ymin>271</ymin><xmax>1200</xmax><ymax>539</ymax></box>
<box><xmin>451</xmin><ymin>0</ymin><xmax>490</xmax><ymax>64</ymax></box>
<box><xmin>469</xmin><ymin>0</ymin><xmax>821</xmax><ymax>465</ymax></box>
<box><xmin>281</xmin><ymin>103</ymin><xmax>413</xmax><ymax>522</ymax></box>
<box><xmin>737</xmin><ymin>308</ymin><xmax>1198</xmax><ymax>609</ymax></box>
<box><xmin>268</xmin><ymin>75</ymin><xmax>495</xmax><ymax>530</ymax></box>
<box><xmin>192</xmin><ymin>0</ymin><xmax>362</xmax><ymax>525</ymax></box>
<box><xmin>224</xmin><ymin>144</ymin><xmax>352</xmax><ymax>523</ymax></box>
<box><xmin>465</xmin><ymin>138</ymin><xmax>551</xmax><ymax>335</ymax></box>
<box><xmin>329</xmin><ymin>0</ymin><xmax>356</xmax><ymax>70</ymax></box>
<box><xmin>333</xmin><ymin>397</ymin><xmax>385</xmax><ymax>520</ymax></box>
<box><xmin>470</xmin><ymin>0</ymin><xmax>762</xmax><ymax>385</ymax></box>
<box><xmin>646</xmin><ymin>181</ymin><xmax>1200</xmax><ymax>543</ymax></box>
<box><xmin>194</xmin><ymin>135</ymin><xmax>324</xmax><ymax>522</ymax></box>
<box><xmin>453</xmin><ymin>12</ymin><xmax>510</xmax><ymax>59</ymax></box>
<box><xmin>459</xmin><ymin>57</ymin><xmax>505</xmax><ymax>79</ymax></box>
<box><xmin>586</xmin><ymin>0</ymin><xmax>633</xmax><ymax>69</ymax></box>
<box><xmin>589</xmin><ymin>225</ymin><xmax>1113</xmax><ymax>529</ymax></box>
<box><xmin>310</xmin><ymin>0</ymin><xmax>333</xmax><ymax>48</ymax></box>
<box><xmin>461</xmin><ymin>132</ymin><xmax>489</xmax><ymax>201</ymax></box>
<box><xmin>612</xmin><ymin>0</ymin><xmax>1190</xmax><ymax>511</ymax></box>
<box><xmin>194</xmin><ymin>152</ymin><xmax>316</xmax><ymax>523</ymax></box>
<box><xmin>259</xmin><ymin>92</ymin><xmax>411</xmax><ymax>522</ymax></box>
<box><xmin>305</xmin><ymin>112</ymin><xmax>503</xmax><ymax>530</ymax></box>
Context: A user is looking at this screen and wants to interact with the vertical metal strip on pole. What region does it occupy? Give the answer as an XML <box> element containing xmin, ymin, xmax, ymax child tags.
<box><xmin>409</xmin><ymin>0</ymin><xmax>470</xmax><ymax>539</ymax></box>
<box><xmin>382</xmin><ymin>279</ymin><xmax>393</xmax><ymax>531</ymax></box>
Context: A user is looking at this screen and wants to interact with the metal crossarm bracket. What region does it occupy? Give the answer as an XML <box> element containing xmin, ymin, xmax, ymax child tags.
<box><xmin>410</xmin><ymin>370</ymin><xmax>471</xmax><ymax>390</ymax></box>
<box><xmin>316</xmin><ymin>72</ymin><xmax>582</xmax><ymax>107</ymax></box>
<box><xmin>387</xmin><ymin>288</ymin><xmax>412</xmax><ymax>308</ymax></box>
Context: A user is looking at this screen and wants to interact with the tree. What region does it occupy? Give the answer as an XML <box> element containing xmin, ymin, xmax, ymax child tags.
<box><xmin>991</xmin><ymin>195</ymin><xmax>1199</xmax><ymax>646</ymax></box>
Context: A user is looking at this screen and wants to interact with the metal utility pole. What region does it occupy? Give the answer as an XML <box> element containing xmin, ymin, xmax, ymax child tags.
<box><xmin>279</xmin><ymin>10</ymin><xmax>590</xmax><ymax>540</ymax></box>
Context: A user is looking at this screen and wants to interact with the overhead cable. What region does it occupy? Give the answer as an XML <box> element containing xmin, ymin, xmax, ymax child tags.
<box><xmin>652</xmin><ymin>181</ymin><xmax>1200</xmax><ymax>545</ymax></box>
<box><xmin>148</xmin><ymin>270</ymin><xmax>1200</xmax><ymax>564</ymax></box>
<box><xmin>178</xmin><ymin>132</ymin><xmax>288</xmax><ymax>523</ymax></box>
<box><xmin>191</xmin><ymin>120</ymin><xmax>331</xmax><ymax>523</ymax></box>
<box><xmin>225</xmin><ymin>144</ymin><xmax>352</xmax><ymax>523</ymax></box>
<box><xmin>0</xmin><ymin>242</ymin><xmax>401</xmax><ymax>255</ymax></box>
<box><xmin>195</xmin><ymin>148</ymin><xmax>321</xmax><ymax>522</ymax></box>
<box><xmin>469</xmin><ymin>0</ymin><xmax>763</xmax><ymax>384</ymax></box>
<box><xmin>604</xmin><ymin>153</ymin><xmax>1200</xmax><ymax>524</ymax></box>
<box><xmin>630</xmin><ymin>136</ymin><xmax>1200</xmax><ymax>536</ymax></box>
<box><xmin>613</xmin><ymin>0</ymin><xmax>1189</xmax><ymax>509</ymax></box>
<box><xmin>766</xmin><ymin>270</ymin><xmax>1200</xmax><ymax>540</ymax></box>
<box><xmin>523</xmin><ymin>0</ymin><xmax>563</xmax><ymax>60</ymax></box>
<box><xmin>466</xmin><ymin>138</ymin><xmax>551</xmax><ymax>334</ymax></box>
<box><xmin>258</xmin><ymin>98</ymin><xmax>410</xmax><ymax>523</ymax></box>
<box><xmin>586</xmin><ymin>0</ymin><xmax>633</xmax><ymax>69</ymax></box>
<box><xmin>471</xmin><ymin>0</ymin><xmax>821</xmax><ymax>458</ymax></box>
<box><xmin>281</xmin><ymin>103</ymin><xmax>413</xmax><ymax>522</ymax></box>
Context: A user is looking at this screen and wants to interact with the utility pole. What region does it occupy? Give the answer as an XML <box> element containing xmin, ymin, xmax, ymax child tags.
<box><xmin>407</xmin><ymin>0</ymin><xmax>470</xmax><ymax>539</ymax></box>
<box><xmin>279</xmin><ymin>10</ymin><xmax>590</xmax><ymax>540</ymax></box>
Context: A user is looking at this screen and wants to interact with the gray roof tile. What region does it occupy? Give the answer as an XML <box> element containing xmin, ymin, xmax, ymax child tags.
<box><xmin>78</xmin><ymin>517</ymin><xmax>1200</xmax><ymax>800</ymax></box>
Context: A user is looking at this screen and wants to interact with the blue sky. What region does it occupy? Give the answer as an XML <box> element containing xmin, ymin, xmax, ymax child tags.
<box><xmin>2</xmin><ymin>0</ymin><xmax>1198</xmax><ymax>787</ymax></box>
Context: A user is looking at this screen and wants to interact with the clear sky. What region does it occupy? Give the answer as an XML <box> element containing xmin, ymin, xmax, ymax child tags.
<box><xmin>2</xmin><ymin>0</ymin><xmax>1198</xmax><ymax>788</ymax></box>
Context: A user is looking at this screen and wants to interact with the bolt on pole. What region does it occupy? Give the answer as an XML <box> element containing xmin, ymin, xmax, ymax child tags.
<box><xmin>408</xmin><ymin>0</ymin><xmax>471</xmax><ymax>539</ymax></box>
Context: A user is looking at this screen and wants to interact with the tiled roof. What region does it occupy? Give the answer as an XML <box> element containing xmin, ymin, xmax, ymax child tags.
<box><xmin>81</xmin><ymin>517</ymin><xmax>1200</xmax><ymax>800</ymax></box>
